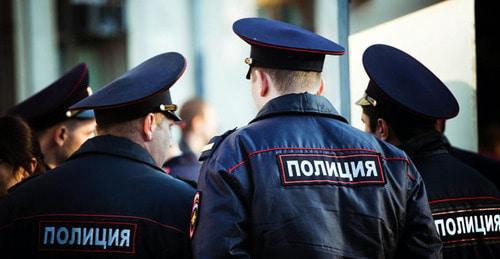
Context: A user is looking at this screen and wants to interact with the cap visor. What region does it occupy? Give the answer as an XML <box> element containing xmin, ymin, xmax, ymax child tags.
<box><xmin>164</xmin><ymin>111</ymin><xmax>181</xmax><ymax>121</ymax></box>
<box><xmin>74</xmin><ymin>110</ymin><xmax>95</xmax><ymax>119</ymax></box>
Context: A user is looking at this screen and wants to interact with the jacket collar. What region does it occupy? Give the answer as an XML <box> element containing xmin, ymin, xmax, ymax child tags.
<box><xmin>250</xmin><ymin>93</ymin><xmax>348</xmax><ymax>124</ymax></box>
<box><xmin>399</xmin><ymin>131</ymin><xmax>448</xmax><ymax>158</ymax></box>
<box><xmin>69</xmin><ymin>135</ymin><xmax>161</xmax><ymax>170</ymax></box>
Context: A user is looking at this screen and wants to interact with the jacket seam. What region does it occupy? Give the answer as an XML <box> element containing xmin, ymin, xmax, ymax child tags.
<box><xmin>428</xmin><ymin>196</ymin><xmax>500</xmax><ymax>205</ymax></box>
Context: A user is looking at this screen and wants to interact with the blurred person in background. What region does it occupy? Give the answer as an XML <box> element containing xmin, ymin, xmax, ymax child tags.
<box><xmin>0</xmin><ymin>116</ymin><xmax>45</xmax><ymax>199</ymax></box>
<box><xmin>164</xmin><ymin>98</ymin><xmax>218</xmax><ymax>182</ymax></box>
<box><xmin>7</xmin><ymin>63</ymin><xmax>96</xmax><ymax>170</ymax></box>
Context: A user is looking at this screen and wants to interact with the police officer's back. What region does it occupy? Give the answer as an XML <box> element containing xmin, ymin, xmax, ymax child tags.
<box><xmin>357</xmin><ymin>44</ymin><xmax>500</xmax><ymax>258</ymax></box>
<box><xmin>0</xmin><ymin>53</ymin><xmax>196</xmax><ymax>258</ymax></box>
<box><xmin>191</xmin><ymin>18</ymin><xmax>441</xmax><ymax>258</ymax></box>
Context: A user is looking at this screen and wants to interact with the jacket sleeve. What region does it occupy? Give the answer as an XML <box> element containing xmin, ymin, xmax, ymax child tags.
<box><xmin>396</xmin><ymin>161</ymin><xmax>443</xmax><ymax>259</ymax></box>
<box><xmin>192</xmin><ymin>158</ymin><xmax>251</xmax><ymax>259</ymax></box>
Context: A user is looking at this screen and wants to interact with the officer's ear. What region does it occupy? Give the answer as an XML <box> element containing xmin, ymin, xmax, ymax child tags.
<box><xmin>316</xmin><ymin>79</ymin><xmax>325</xmax><ymax>96</ymax></box>
<box><xmin>142</xmin><ymin>113</ymin><xmax>156</xmax><ymax>141</ymax></box>
<box><xmin>256</xmin><ymin>69</ymin><xmax>270</xmax><ymax>97</ymax></box>
<box><xmin>435</xmin><ymin>119</ymin><xmax>445</xmax><ymax>133</ymax></box>
<box><xmin>29</xmin><ymin>157</ymin><xmax>37</xmax><ymax>174</ymax></box>
<box><xmin>53</xmin><ymin>125</ymin><xmax>68</xmax><ymax>147</ymax></box>
<box><xmin>376</xmin><ymin>118</ymin><xmax>390</xmax><ymax>141</ymax></box>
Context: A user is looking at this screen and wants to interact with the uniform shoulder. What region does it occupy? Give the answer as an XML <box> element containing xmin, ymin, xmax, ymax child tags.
<box><xmin>7</xmin><ymin>173</ymin><xmax>42</xmax><ymax>194</ymax></box>
<box><xmin>375</xmin><ymin>138</ymin><xmax>409</xmax><ymax>160</ymax></box>
<box><xmin>149</xmin><ymin>170</ymin><xmax>197</xmax><ymax>193</ymax></box>
<box><xmin>337</xmin><ymin>123</ymin><xmax>409</xmax><ymax>160</ymax></box>
<box><xmin>199</xmin><ymin>127</ymin><xmax>238</xmax><ymax>161</ymax></box>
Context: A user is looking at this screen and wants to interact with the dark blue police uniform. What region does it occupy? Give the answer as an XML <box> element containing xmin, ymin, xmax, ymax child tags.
<box><xmin>0</xmin><ymin>135</ymin><xmax>194</xmax><ymax>258</ymax></box>
<box><xmin>191</xmin><ymin>18</ymin><xmax>441</xmax><ymax>259</ymax></box>
<box><xmin>0</xmin><ymin>52</ymin><xmax>195</xmax><ymax>258</ymax></box>
<box><xmin>443</xmin><ymin>137</ymin><xmax>500</xmax><ymax>189</ymax></box>
<box><xmin>357</xmin><ymin>44</ymin><xmax>500</xmax><ymax>258</ymax></box>
<box><xmin>401</xmin><ymin>132</ymin><xmax>500</xmax><ymax>258</ymax></box>
<box><xmin>164</xmin><ymin>139</ymin><xmax>201</xmax><ymax>183</ymax></box>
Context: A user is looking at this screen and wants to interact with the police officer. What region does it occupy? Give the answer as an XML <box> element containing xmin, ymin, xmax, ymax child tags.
<box><xmin>191</xmin><ymin>18</ymin><xmax>441</xmax><ymax>258</ymax></box>
<box><xmin>7</xmin><ymin>64</ymin><xmax>96</xmax><ymax>169</ymax></box>
<box><xmin>163</xmin><ymin>98</ymin><xmax>218</xmax><ymax>183</ymax></box>
<box><xmin>0</xmin><ymin>53</ymin><xmax>196</xmax><ymax>258</ymax></box>
<box><xmin>356</xmin><ymin>44</ymin><xmax>500</xmax><ymax>258</ymax></box>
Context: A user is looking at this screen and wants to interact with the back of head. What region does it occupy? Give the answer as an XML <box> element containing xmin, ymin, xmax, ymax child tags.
<box><xmin>258</xmin><ymin>67</ymin><xmax>321</xmax><ymax>94</ymax></box>
<box><xmin>179</xmin><ymin>98</ymin><xmax>207</xmax><ymax>133</ymax></box>
<box><xmin>361</xmin><ymin>102</ymin><xmax>437</xmax><ymax>143</ymax></box>
<box><xmin>0</xmin><ymin>116</ymin><xmax>41</xmax><ymax>174</ymax></box>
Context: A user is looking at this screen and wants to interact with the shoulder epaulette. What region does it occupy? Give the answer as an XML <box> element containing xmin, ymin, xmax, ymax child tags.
<box><xmin>199</xmin><ymin>128</ymin><xmax>237</xmax><ymax>162</ymax></box>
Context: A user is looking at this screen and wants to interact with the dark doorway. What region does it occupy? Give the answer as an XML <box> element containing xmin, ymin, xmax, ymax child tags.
<box><xmin>475</xmin><ymin>1</ymin><xmax>500</xmax><ymax>160</ymax></box>
<box><xmin>0</xmin><ymin>0</ymin><xmax>16</xmax><ymax>113</ymax></box>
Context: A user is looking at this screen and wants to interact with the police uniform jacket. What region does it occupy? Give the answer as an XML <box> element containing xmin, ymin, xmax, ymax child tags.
<box><xmin>442</xmin><ymin>137</ymin><xmax>500</xmax><ymax>189</ymax></box>
<box><xmin>0</xmin><ymin>135</ymin><xmax>195</xmax><ymax>258</ymax></box>
<box><xmin>401</xmin><ymin>132</ymin><xmax>500</xmax><ymax>258</ymax></box>
<box><xmin>164</xmin><ymin>139</ymin><xmax>201</xmax><ymax>183</ymax></box>
<box><xmin>192</xmin><ymin>93</ymin><xmax>442</xmax><ymax>259</ymax></box>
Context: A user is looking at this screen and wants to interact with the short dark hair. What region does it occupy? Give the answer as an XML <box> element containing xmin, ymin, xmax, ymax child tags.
<box><xmin>179</xmin><ymin>98</ymin><xmax>208</xmax><ymax>133</ymax></box>
<box><xmin>257</xmin><ymin>67</ymin><xmax>321</xmax><ymax>94</ymax></box>
<box><xmin>0</xmin><ymin>116</ymin><xmax>44</xmax><ymax>174</ymax></box>
<box><xmin>361</xmin><ymin>102</ymin><xmax>436</xmax><ymax>143</ymax></box>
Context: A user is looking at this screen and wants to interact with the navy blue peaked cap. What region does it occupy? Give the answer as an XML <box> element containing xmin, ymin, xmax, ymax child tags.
<box><xmin>70</xmin><ymin>52</ymin><xmax>186</xmax><ymax>125</ymax></box>
<box><xmin>233</xmin><ymin>17</ymin><xmax>345</xmax><ymax>79</ymax></box>
<box><xmin>7</xmin><ymin>63</ymin><xmax>93</xmax><ymax>131</ymax></box>
<box><xmin>357</xmin><ymin>44</ymin><xmax>459</xmax><ymax>120</ymax></box>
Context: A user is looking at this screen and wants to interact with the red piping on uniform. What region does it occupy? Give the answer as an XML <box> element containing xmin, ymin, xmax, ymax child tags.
<box><xmin>431</xmin><ymin>207</ymin><xmax>499</xmax><ymax>216</ymax></box>
<box><xmin>429</xmin><ymin>196</ymin><xmax>500</xmax><ymax>205</ymax></box>
<box><xmin>38</xmin><ymin>248</ymin><xmax>137</xmax><ymax>254</ymax></box>
<box><xmin>383</xmin><ymin>157</ymin><xmax>410</xmax><ymax>163</ymax></box>
<box><xmin>442</xmin><ymin>236</ymin><xmax>500</xmax><ymax>245</ymax></box>
<box><xmin>383</xmin><ymin>157</ymin><xmax>415</xmax><ymax>181</ymax></box>
<box><xmin>406</xmin><ymin>171</ymin><xmax>415</xmax><ymax>181</ymax></box>
<box><xmin>0</xmin><ymin>213</ymin><xmax>185</xmax><ymax>234</ymax></box>
<box><xmin>66</xmin><ymin>64</ymin><xmax>89</xmax><ymax>97</ymax></box>
<box><xmin>228</xmin><ymin>147</ymin><xmax>379</xmax><ymax>173</ymax></box>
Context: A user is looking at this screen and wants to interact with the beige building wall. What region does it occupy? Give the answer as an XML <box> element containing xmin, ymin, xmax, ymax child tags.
<box><xmin>349</xmin><ymin>0</ymin><xmax>477</xmax><ymax>150</ymax></box>
<box><xmin>13</xmin><ymin>0</ymin><xmax>60</xmax><ymax>101</ymax></box>
<box><xmin>126</xmin><ymin>0</ymin><xmax>195</xmax><ymax>106</ymax></box>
